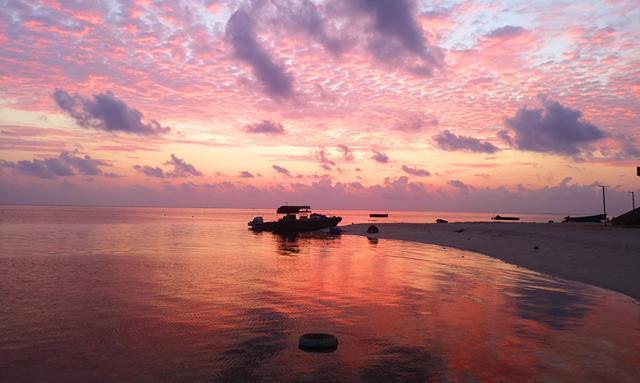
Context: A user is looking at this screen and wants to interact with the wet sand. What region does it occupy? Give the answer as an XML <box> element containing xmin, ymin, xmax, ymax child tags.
<box><xmin>343</xmin><ymin>222</ymin><xmax>640</xmax><ymax>301</ymax></box>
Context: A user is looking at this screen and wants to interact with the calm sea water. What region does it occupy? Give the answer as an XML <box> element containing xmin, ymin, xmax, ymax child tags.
<box><xmin>0</xmin><ymin>206</ymin><xmax>638</xmax><ymax>382</ymax></box>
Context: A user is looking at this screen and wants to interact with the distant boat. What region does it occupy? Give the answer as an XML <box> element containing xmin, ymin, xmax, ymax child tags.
<box><xmin>492</xmin><ymin>215</ymin><xmax>520</xmax><ymax>221</ymax></box>
<box><xmin>248</xmin><ymin>205</ymin><xmax>342</xmax><ymax>232</ymax></box>
<box><xmin>563</xmin><ymin>214</ymin><xmax>606</xmax><ymax>223</ymax></box>
<box><xmin>436</xmin><ymin>219</ymin><xmax>448</xmax><ymax>224</ymax></box>
<box><xmin>369</xmin><ymin>213</ymin><xmax>388</xmax><ymax>218</ymax></box>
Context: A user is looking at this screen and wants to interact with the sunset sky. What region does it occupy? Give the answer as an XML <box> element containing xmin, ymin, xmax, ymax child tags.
<box><xmin>1</xmin><ymin>0</ymin><xmax>639</xmax><ymax>213</ymax></box>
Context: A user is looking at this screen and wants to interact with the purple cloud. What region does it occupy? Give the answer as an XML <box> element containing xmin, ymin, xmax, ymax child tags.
<box><xmin>166</xmin><ymin>154</ymin><xmax>203</xmax><ymax>177</ymax></box>
<box><xmin>134</xmin><ymin>154</ymin><xmax>202</xmax><ymax>178</ymax></box>
<box><xmin>337</xmin><ymin>144</ymin><xmax>355</xmax><ymax>161</ymax></box>
<box><xmin>350</xmin><ymin>0</ymin><xmax>443</xmax><ymax>74</ymax></box>
<box><xmin>272</xmin><ymin>164</ymin><xmax>292</xmax><ymax>177</ymax></box>
<box><xmin>315</xmin><ymin>148</ymin><xmax>335</xmax><ymax>170</ymax></box>
<box><xmin>133</xmin><ymin>165</ymin><xmax>166</xmax><ymax>178</ymax></box>
<box><xmin>0</xmin><ymin>151</ymin><xmax>112</xmax><ymax>179</ymax></box>
<box><xmin>239</xmin><ymin>171</ymin><xmax>254</xmax><ymax>178</ymax></box>
<box><xmin>245</xmin><ymin>120</ymin><xmax>285</xmax><ymax>134</ymax></box>
<box><xmin>448</xmin><ymin>179</ymin><xmax>470</xmax><ymax>193</ymax></box>
<box><xmin>402</xmin><ymin>165</ymin><xmax>430</xmax><ymax>176</ymax></box>
<box><xmin>486</xmin><ymin>25</ymin><xmax>526</xmax><ymax>38</ymax></box>
<box><xmin>395</xmin><ymin>112</ymin><xmax>438</xmax><ymax>132</ymax></box>
<box><xmin>226</xmin><ymin>9</ymin><xmax>294</xmax><ymax>98</ymax></box>
<box><xmin>503</xmin><ymin>100</ymin><xmax>606</xmax><ymax>156</ymax></box>
<box><xmin>276</xmin><ymin>0</ymin><xmax>344</xmax><ymax>55</ymax></box>
<box><xmin>53</xmin><ymin>89</ymin><xmax>169</xmax><ymax>136</ymax></box>
<box><xmin>371</xmin><ymin>150</ymin><xmax>389</xmax><ymax>163</ymax></box>
<box><xmin>434</xmin><ymin>130</ymin><xmax>500</xmax><ymax>153</ymax></box>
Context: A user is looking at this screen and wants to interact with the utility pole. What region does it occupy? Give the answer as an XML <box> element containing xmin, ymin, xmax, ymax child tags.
<box><xmin>599</xmin><ymin>185</ymin><xmax>607</xmax><ymax>225</ymax></box>
<box><xmin>630</xmin><ymin>191</ymin><xmax>636</xmax><ymax>210</ymax></box>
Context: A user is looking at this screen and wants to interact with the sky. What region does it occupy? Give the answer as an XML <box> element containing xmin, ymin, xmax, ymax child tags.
<box><xmin>0</xmin><ymin>0</ymin><xmax>639</xmax><ymax>214</ymax></box>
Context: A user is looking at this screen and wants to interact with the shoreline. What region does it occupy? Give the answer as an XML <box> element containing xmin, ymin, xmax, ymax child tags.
<box><xmin>343</xmin><ymin>222</ymin><xmax>640</xmax><ymax>301</ymax></box>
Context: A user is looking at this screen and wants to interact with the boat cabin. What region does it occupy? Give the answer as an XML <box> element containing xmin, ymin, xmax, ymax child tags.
<box><xmin>276</xmin><ymin>206</ymin><xmax>327</xmax><ymax>221</ymax></box>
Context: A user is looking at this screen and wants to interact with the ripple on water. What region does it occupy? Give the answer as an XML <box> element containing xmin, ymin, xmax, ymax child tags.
<box><xmin>0</xmin><ymin>206</ymin><xmax>639</xmax><ymax>382</ymax></box>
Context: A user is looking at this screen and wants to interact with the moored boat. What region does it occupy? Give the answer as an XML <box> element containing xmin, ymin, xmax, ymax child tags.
<box><xmin>248</xmin><ymin>205</ymin><xmax>342</xmax><ymax>232</ymax></box>
<box><xmin>492</xmin><ymin>215</ymin><xmax>520</xmax><ymax>221</ymax></box>
<box><xmin>563</xmin><ymin>214</ymin><xmax>606</xmax><ymax>223</ymax></box>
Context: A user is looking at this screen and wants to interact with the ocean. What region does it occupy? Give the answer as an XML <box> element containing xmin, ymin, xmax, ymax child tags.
<box><xmin>0</xmin><ymin>206</ymin><xmax>638</xmax><ymax>382</ymax></box>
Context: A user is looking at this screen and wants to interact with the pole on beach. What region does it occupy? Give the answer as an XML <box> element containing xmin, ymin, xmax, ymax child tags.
<box><xmin>599</xmin><ymin>185</ymin><xmax>607</xmax><ymax>226</ymax></box>
<box><xmin>630</xmin><ymin>191</ymin><xmax>636</xmax><ymax>210</ymax></box>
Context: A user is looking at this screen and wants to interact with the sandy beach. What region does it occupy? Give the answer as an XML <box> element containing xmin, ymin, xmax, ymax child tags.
<box><xmin>344</xmin><ymin>222</ymin><xmax>640</xmax><ymax>301</ymax></box>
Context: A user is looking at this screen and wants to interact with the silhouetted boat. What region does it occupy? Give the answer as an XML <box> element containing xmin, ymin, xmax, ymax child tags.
<box><xmin>369</xmin><ymin>213</ymin><xmax>388</xmax><ymax>218</ymax></box>
<box><xmin>436</xmin><ymin>219</ymin><xmax>448</xmax><ymax>223</ymax></box>
<box><xmin>612</xmin><ymin>207</ymin><xmax>640</xmax><ymax>226</ymax></box>
<box><xmin>563</xmin><ymin>214</ymin><xmax>606</xmax><ymax>223</ymax></box>
<box><xmin>492</xmin><ymin>215</ymin><xmax>520</xmax><ymax>221</ymax></box>
<box><xmin>248</xmin><ymin>205</ymin><xmax>342</xmax><ymax>232</ymax></box>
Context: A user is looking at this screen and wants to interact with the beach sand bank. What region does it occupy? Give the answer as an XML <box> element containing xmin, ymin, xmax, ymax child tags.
<box><xmin>343</xmin><ymin>222</ymin><xmax>640</xmax><ymax>301</ymax></box>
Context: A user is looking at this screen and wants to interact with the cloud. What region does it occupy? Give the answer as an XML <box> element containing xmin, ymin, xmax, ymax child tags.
<box><xmin>402</xmin><ymin>165</ymin><xmax>430</xmax><ymax>176</ymax></box>
<box><xmin>3</xmin><ymin>172</ymin><xmax>635</xmax><ymax>216</ymax></box>
<box><xmin>497</xmin><ymin>129</ymin><xmax>513</xmax><ymax>145</ymax></box>
<box><xmin>371</xmin><ymin>150</ymin><xmax>389</xmax><ymax>163</ymax></box>
<box><xmin>52</xmin><ymin>89</ymin><xmax>169</xmax><ymax>136</ymax></box>
<box><xmin>349</xmin><ymin>0</ymin><xmax>443</xmax><ymax>74</ymax></box>
<box><xmin>272</xmin><ymin>164</ymin><xmax>292</xmax><ymax>177</ymax></box>
<box><xmin>315</xmin><ymin>148</ymin><xmax>335</xmax><ymax>170</ymax></box>
<box><xmin>245</xmin><ymin>120</ymin><xmax>285</xmax><ymax>134</ymax></box>
<box><xmin>486</xmin><ymin>25</ymin><xmax>526</xmax><ymax>38</ymax></box>
<box><xmin>619</xmin><ymin>137</ymin><xmax>640</xmax><ymax>157</ymax></box>
<box><xmin>239</xmin><ymin>171</ymin><xmax>254</xmax><ymax>178</ymax></box>
<box><xmin>275</xmin><ymin>0</ymin><xmax>344</xmax><ymax>55</ymax></box>
<box><xmin>448</xmin><ymin>179</ymin><xmax>470</xmax><ymax>193</ymax></box>
<box><xmin>503</xmin><ymin>100</ymin><xmax>606</xmax><ymax>156</ymax></box>
<box><xmin>166</xmin><ymin>154</ymin><xmax>203</xmax><ymax>177</ymax></box>
<box><xmin>433</xmin><ymin>130</ymin><xmax>500</xmax><ymax>153</ymax></box>
<box><xmin>134</xmin><ymin>154</ymin><xmax>202</xmax><ymax>178</ymax></box>
<box><xmin>0</xmin><ymin>151</ymin><xmax>112</xmax><ymax>179</ymax></box>
<box><xmin>337</xmin><ymin>144</ymin><xmax>355</xmax><ymax>161</ymax></box>
<box><xmin>133</xmin><ymin>165</ymin><xmax>166</xmax><ymax>178</ymax></box>
<box><xmin>226</xmin><ymin>9</ymin><xmax>294</xmax><ymax>98</ymax></box>
<box><xmin>394</xmin><ymin>112</ymin><xmax>438</xmax><ymax>132</ymax></box>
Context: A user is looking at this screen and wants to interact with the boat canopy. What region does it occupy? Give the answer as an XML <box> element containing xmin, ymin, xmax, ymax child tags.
<box><xmin>277</xmin><ymin>205</ymin><xmax>311</xmax><ymax>214</ymax></box>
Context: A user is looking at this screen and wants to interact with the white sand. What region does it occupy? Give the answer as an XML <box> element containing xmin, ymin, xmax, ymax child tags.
<box><xmin>343</xmin><ymin>222</ymin><xmax>640</xmax><ymax>301</ymax></box>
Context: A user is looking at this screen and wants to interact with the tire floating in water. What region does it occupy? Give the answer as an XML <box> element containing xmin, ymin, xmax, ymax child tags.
<box><xmin>298</xmin><ymin>333</ymin><xmax>338</xmax><ymax>352</ymax></box>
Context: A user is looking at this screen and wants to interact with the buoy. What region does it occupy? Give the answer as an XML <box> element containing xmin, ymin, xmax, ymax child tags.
<box><xmin>366</xmin><ymin>225</ymin><xmax>379</xmax><ymax>234</ymax></box>
<box><xmin>298</xmin><ymin>333</ymin><xmax>338</xmax><ymax>352</ymax></box>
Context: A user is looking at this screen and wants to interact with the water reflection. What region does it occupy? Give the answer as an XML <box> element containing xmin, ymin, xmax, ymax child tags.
<box><xmin>213</xmin><ymin>307</ymin><xmax>291</xmax><ymax>382</ymax></box>
<box><xmin>271</xmin><ymin>231</ymin><xmax>340</xmax><ymax>256</ymax></box>
<box><xmin>514</xmin><ymin>273</ymin><xmax>593</xmax><ymax>330</ymax></box>
<box><xmin>359</xmin><ymin>345</ymin><xmax>447</xmax><ymax>382</ymax></box>
<box><xmin>0</xmin><ymin>206</ymin><xmax>638</xmax><ymax>382</ymax></box>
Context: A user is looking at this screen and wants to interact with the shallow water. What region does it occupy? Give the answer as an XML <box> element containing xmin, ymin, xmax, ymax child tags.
<box><xmin>0</xmin><ymin>206</ymin><xmax>638</xmax><ymax>382</ymax></box>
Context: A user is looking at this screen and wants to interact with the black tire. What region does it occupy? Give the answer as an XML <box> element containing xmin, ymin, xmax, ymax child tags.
<box><xmin>298</xmin><ymin>333</ymin><xmax>338</xmax><ymax>352</ymax></box>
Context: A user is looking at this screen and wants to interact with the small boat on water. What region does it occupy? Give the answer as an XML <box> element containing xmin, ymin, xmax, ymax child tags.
<box><xmin>369</xmin><ymin>213</ymin><xmax>388</xmax><ymax>218</ymax></box>
<box><xmin>248</xmin><ymin>205</ymin><xmax>342</xmax><ymax>232</ymax></box>
<box><xmin>436</xmin><ymin>219</ymin><xmax>448</xmax><ymax>224</ymax></box>
<box><xmin>492</xmin><ymin>215</ymin><xmax>520</xmax><ymax>221</ymax></box>
<box><xmin>563</xmin><ymin>214</ymin><xmax>606</xmax><ymax>223</ymax></box>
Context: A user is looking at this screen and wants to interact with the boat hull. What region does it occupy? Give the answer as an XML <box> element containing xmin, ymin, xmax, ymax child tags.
<box><xmin>250</xmin><ymin>217</ymin><xmax>342</xmax><ymax>232</ymax></box>
<box><xmin>564</xmin><ymin>214</ymin><xmax>606</xmax><ymax>223</ymax></box>
<box><xmin>492</xmin><ymin>216</ymin><xmax>520</xmax><ymax>221</ymax></box>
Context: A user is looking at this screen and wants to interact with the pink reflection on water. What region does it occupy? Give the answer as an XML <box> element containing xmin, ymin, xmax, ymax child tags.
<box><xmin>0</xmin><ymin>206</ymin><xmax>638</xmax><ymax>382</ymax></box>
